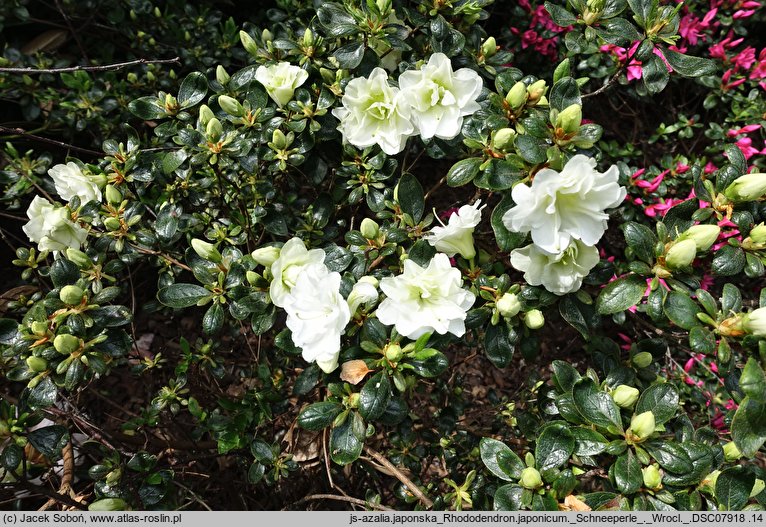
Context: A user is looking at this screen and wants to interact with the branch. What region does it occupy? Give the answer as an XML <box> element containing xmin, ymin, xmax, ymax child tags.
<box><xmin>296</xmin><ymin>494</ymin><xmax>394</xmax><ymax>511</ymax></box>
<box><xmin>38</xmin><ymin>441</ymin><xmax>75</xmax><ymax>511</ymax></box>
<box><xmin>363</xmin><ymin>445</ymin><xmax>434</xmax><ymax>509</ymax></box>
<box><xmin>0</xmin><ymin>125</ymin><xmax>103</xmax><ymax>157</ymax></box>
<box><xmin>0</xmin><ymin>56</ymin><xmax>180</xmax><ymax>75</ymax></box>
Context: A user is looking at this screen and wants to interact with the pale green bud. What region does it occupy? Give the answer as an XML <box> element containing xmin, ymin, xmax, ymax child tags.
<box><xmin>678</xmin><ymin>224</ymin><xmax>720</xmax><ymax>251</ymax></box>
<box><xmin>724</xmin><ymin>173</ymin><xmax>766</xmax><ymax>202</ymax></box>
<box><xmin>611</xmin><ymin>385</ymin><xmax>640</xmax><ymax>408</ymax></box>
<box><xmin>506</xmin><ymin>81</ymin><xmax>528</xmax><ymax>110</ymax></box>
<box><xmin>90</xmin><ymin>173</ymin><xmax>108</xmax><ymax>188</ymax></box>
<box><xmin>629</xmin><ymin>411</ymin><xmax>655</xmax><ymax>441</ymax></box>
<box><xmin>262</xmin><ymin>29</ymin><xmax>274</xmax><ymax>43</ymax></box>
<box><xmin>59</xmin><ymin>285</ymin><xmax>84</xmax><ymax>305</ymax></box>
<box><xmin>26</xmin><ymin>356</ymin><xmax>48</xmax><ymax>372</ymax></box>
<box><xmin>524</xmin><ymin>309</ymin><xmax>544</xmax><ymax>329</ymax></box>
<box><xmin>218</xmin><ymin>95</ymin><xmax>244</xmax><ymax>117</ymax></box>
<box><xmin>103</xmin><ymin>217</ymin><xmax>122</xmax><ymax>231</ymax></box>
<box><xmin>88</xmin><ymin>498</ymin><xmax>129</xmax><ymax>511</ymax></box>
<box><xmin>206</xmin><ymin>117</ymin><xmax>223</xmax><ymax>141</ymax></box>
<box><xmin>519</xmin><ymin>467</ymin><xmax>543</xmax><ymax>489</ymax></box>
<box><xmin>302</xmin><ymin>28</ymin><xmax>313</xmax><ymax>47</ymax></box>
<box><xmin>251</xmin><ymin>246</ymin><xmax>281</xmax><ymax>267</ymax></box>
<box><xmin>642</xmin><ymin>464</ymin><xmax>662</xmax><ymax>490</ymax></box>
<box><xmin>191</xmin><ymin>239</ymin><xmax>222</xmax><ymax>263</ymax></box>
<box><xmin>632</xmin><ymin>351</ymin><xmax>653</xmax><ymax>368</ymax></box>
<box><xmin>271</xmin><ymin>129</ymin><xmax>287</xmax><ymax>150</ymax></box>
<box><xmin>749</xmin><ymin>223</ymin><xmax>766</xmax><ymax>244</ymax></box>
<box><xmin>385</xmin><ymin>343</ymin><xmax>403</xmax><ymax>362</ymax></box>
<box><xmin>198</xmin><ymin>104</ymin><xmax>214</xmax><ymax>126</ymax></box>
<box><xmin>722</xmin><ymin>441</ymin><xmax>742</xmax><ymax>462</ymax></box>
<box><xmin>54</xmin><ymin>334</ymin><xmax>81</xmax><ymax>355</ymax></box>
<box><xmin>556</xmin><ymin>104</ymin><xmax>582</xmax><ymax>135</ymax></box>
<box><xmin>105</xmin><ymin>184</ymin><xmax>123</xmax><ymax>205</ymax></box>
<box><xmin>496</xmin><ymin>293</ymin><xmax>521</xmax><ymax>318</ymax></box>
<box><xmin>31</xmin><ymin>321</ymin><xmax>49</xmax><ymax>337</ymax></box>
<box><xmin>66</xmin><ymin>248</ymin><xmax>90</xmax><ymax>268</ymax></box>
<box><xmin>360</xmin><ymin>218</ymin><xmax>380</xmax><ymax>239</ymax></box>
<box><xmin>481</xmin><ymin>36</ymin><xmax>497</xmax><ymax>58</ymax></box>
<box><xmin>665</xmin><ymin>238</ymin><xmax>697</xmax><ymax>269</ymax></box>
<box><xmin>493</xmin><ymin>128</ymin><xmax>516</xmax><ymax>152</ymax></box>
<box><xmin>526</xmin><ymin>79</ymin><xmax>547</xmax><ymax>104</ymax></box>
<box><xmin>216</xmin><ymin>65</ymin><xmax>230</xmax><ymax>86</ymax></box>
<box><xmin>240</xmin><ymin>30</ymin><xmax>259</xmax><ymax>56</ymax></box>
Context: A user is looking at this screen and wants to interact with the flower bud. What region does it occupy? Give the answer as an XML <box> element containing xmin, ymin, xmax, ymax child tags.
<box><xmin>526</xmin><ymin>79</ymin><xmax>547</xmax><ymax>104</ymax></box>
<box><xmin>678</xmin><ymin>224</ymin><xmax>720</xmax><ymax>251</ymax></box>
<box><xmin>724</xmin><ymin>173</ymin><xmax>766</xmax><ymax>202</ymax></box>
<box><xmin>218</xmin><ymin>95</ymin><xmax>244</xmax><ymax>117</ymax></box>
<box><xmin>65</xmin><ymin>248</ymin><xmax>90</xmax><ymax>268</ymax></box>
<box><xmin>629</xmin><ymin>411</ymin><xmax>655</xmax><ymax>441</ymax></box>
<box><xmin>360</xmin><ymin>218</ymin><xmax>380</xmax><ymax>239</ymax></box>
<box><xmin>642</xmin><ymin>464</ymin><xmax>662</xmax><ymax>490</ymax></box>
<box><xmin>31</xmin><ymin>321</ymin><xmax>48</xmax><ymax>337</ymax></box>
<box><xmin>632</xmin><ymin>351</ymin><xmax>654</xmax><ymax>368</ymax></box>
<box><xmin>198</xmin><ymin>104</ymin><xmax>214</xmax><ymax>126</ymax></box>
<box><xmin>88</xmin><ymin>498</ymin><xmax>128</xmax><ymax>511</ymax></box>
<box><xmin>262</xmin><ymin>29</ymin><xmax>274</xmax><ymax>43</ymax></box>
<box><xmin>749</xmin><ymin>223</ymin><xmax>766</xmax><ymax>244</ymax></box>
<box><xmin>347</xmin><ymin>276</ymin><xmax>379</xmax><ymax>314</ymax></box>
<box><xmin>611</xmin><ymin>385</ymin><xmax>640</xmax><ymax>408</ymax></box>
<box><xmin>556</xmin><ymin>104</ymin><xmax>582</xmax><ymax>135</ymax></box>
<box><xmin>105</xmin><ymin>184</ymin><xmax>123</xmax><ymax>205</ymax></box>
<box><xmin>519</xmin><ymin>467</ymin><xmax>543</xmax><ymax>489</ymax></box>
<box><xmin>251</xmin><ymin>246</ymin><xmax>281</xmax><ymax>267</ymax></box>
<box><xmin>496</xmin><ymin>293</ymin><xmax>521</xmax><ymax>318</ymax></box>
<box><xmin>743</xmin><ymin>307</ymin><xmax>766</xmax><ymax>337</ymax></box>
<box><xmin>240</xmin><ymin>30</ymin><xmax>259</xmax><ymax>56</ymax></box>
<box><xmin>506</xmin><ymin>81</ymin><xmax>528</xmax><ymax>110</ymax></box>
<box><xmin>103</xmin><ymin>217</ymin><xmax>122</xmax><ymax>231</ymax></box>
<box><xmin>493</xmin><ymin>128</ymin><xmax>516</xmax><ymax>152</ymax></box>
<box><xmin>59</xmin><ymin>285</ymin><xmax>85</xmax><ymax>305</ymax></box>
<box><xmin>481</xmin><ymin>36</ymin><xmax>497</xmax><ymax>58</ymax></box>
<box><xmin>347</xmin><ymin>392</ymin><xmax>360</xmax><ymax>408</ymax></box>
<box><xmin>26</xmin><ymin>356</ymin><xmax>48</xmax><ymax>372</ymax></box>
<box><xmin>206</xmin><ymin>117</ymin><xmax>223</xmax><ymax>141</ymax></box>
<box><xmin>191</xmin><ymin>239</ymin><xmax>222</xmax><ymax>263</ymax></box>
<box><xmin>723</xmin><ymin>441</ymin><xmax>742</xmax><ymax>462</ymax></box>
<box><xmin>665</xmin><ymin>238</ymin><xmax>697</xmax><ymax>269</ymax></box>
<box><xmin>216</xmin><ymin>65</ymin><xmax>230</xmax><ymax>85</ymax></box>
<box><xmin>54</xmin><ymin>334</ymin><xmax>81</xmax><ymax>355</ymax></box>
<box><xmin>524</xmin><ymin>309</ymin><xmax>544</xmax><ymax>329</ymax></box>
<box><xmin>271</xmin><ymin>129</ymin><xmax>288</xmax><ymax>150</ymax></box>
<box><xmin>385</xmin><ymin>343</ymin><xmax>403</xmax><ymax>362</ymax></box>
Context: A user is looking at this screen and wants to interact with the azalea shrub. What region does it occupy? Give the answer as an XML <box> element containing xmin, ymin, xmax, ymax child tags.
<box><xmin>1</xmin><ymin>0</ymin><xmax>766</xmax><ymax>512</ymax></box>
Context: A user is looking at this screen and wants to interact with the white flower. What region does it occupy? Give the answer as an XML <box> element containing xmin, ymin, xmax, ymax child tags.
<box><xmin>255</xmin><ymin>62</ymin><xmax>309</xmax><ymax>107</ymax></box>
<box><xmin>426</xmin><ymin>200</ymin><xmax>485</xmax><ymax>259</ymax></box>
<box><xmin>347</xmin><ymin>276</ymin><xmax>379</xmax><ymax>314</ymax></box>
<box><xmin>283</xmin><ymin>263</ymin><xmax>351</xmax><ymax>373</ymax></box>
<box><xmin>331</xmin><ymin>67</ymin><xmax>414</xmax><ymax>155</ymax></box>
<box><xmin>510</xmin><ymin>239</ymin><xmax>600</xmax><ymax>295</ymax></box>
<box><xmin>377</xmin><ymin>253</ymin><xmax>475</xmax><ymax>339</ymax></box>
<box><xmin>48</xmin><ymin>162</ymin><xmax>102</xmax><ymax>204</ymax></box>
<box><xmin>502</xmin><ymin>155</ymin><xmax>626</xmax><ymax>253</ymax></box>
<box><xmin>744</xmin><ymin>307</ymin><xmax>766</xmax><ymax>337</ymax></box>
<box><xmin>398</xmin><ymin>53</ymin><xmax>483</xmax><ymax>140</ymax></box>
<box><xmin>22</xmin><ymin>196</ymin><xmax>87</xmax><ymax>253</ymax></box>
<box><xmin>269</xmin><ymin>237</ymin><xmax>326</xmax><ymax>307</ymax></box>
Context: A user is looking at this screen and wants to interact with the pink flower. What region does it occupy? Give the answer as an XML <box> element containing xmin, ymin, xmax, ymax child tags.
<box><xmin>727</xmin><ymin>123</ymin><xmax>761</xmax><ymax>137</ymax></box>
<box><xmin>722</xmin><ymin>69</ymin><xmax>747</xmax><ymax>90</ymax></box>
<box><xmin>704</xmin><ymin>162</ymin><xmax>718</xmax><ymax>174</ymax></box>
<box><xmin>750</xmin><ymin>49</ymin><xmax>766</xmax><ymax>80</ymax></box>
<box><xmin>732</xmin><ymin>47</ymin><xmax>757</xmax><ymax>71</ymax></box>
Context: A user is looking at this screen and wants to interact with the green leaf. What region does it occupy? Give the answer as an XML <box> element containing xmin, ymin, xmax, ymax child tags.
<box><xmin>549</xmin><ymin>77</ymin><xmax>581</xmax><ymax>112</ymax></box>
<box><xmin>689</xmin><ymin>326</ymin><xmax>716</xmax><ymax>355</ymax></box>
<box><xmin>493</xmin><ymin>484</ymin><xmax>524</xmax><ymax>511</ymax></box>
<box><xmin>480</xmin><ymin>438</ymin><xmax>525</xmax><ymax>481</ymax></box>
<box><xmin>333</xmin><ymin>42</ymin><xmax>365</xmax><ymax>69</ymax></box>
<box><xmin>408</xmin><ymin>348</ymin><xmax>448</xmax><ymax>378</ymax></box>
<box><xmin>158</xmin><ymin>284</ymin><xmax>211</xmax><ymax>308</ymax></box>
<box><xmin>317</xmin><ymin>3</ymin><xmax>358</xmax><ymax>37</ymax></box>
<box><xmin>551</xmin><ymin>360</ymin><xmax>581</xmax><ymax>393</ymax></box>
<box><xmin>559</xmin><ymin>295</ymin><xmax>591</xmax><ymax>339</ymax></box>
<box><xmin>535</xmin><ymin>423</ymin><xmax>575</xmax><ymax>472</ymax></box>
<box><xmin>324</xmin><ymin>244</ymin><xmax>353</xmax><ymax>273</ymax></box>
<box><xmin>712</xmin><ymin>245</ymin><xmax>746</xmax><ymax>276</ymax></box>
<box><xmin>635</xmin><ymin>383</ymin><xmax>679</xmax><ymax>424</ymax></box>
<box><xmin>178</xmin><ymin>72</ymin><xmax>208</xmax><ymax>108</ymax></box>
<box><xmin>128</xmin><ymin>96</ymin><xmax>167</xmax><ymax>120</ymax></box>
<box><xmin>359</xmin><ymin>371</ymin><xmax>391</xmax><ymax>421</ymax></box>
<box><xmin>491</xmin><ymin>194</ymin><xmax>528</xmax><ymax>252</ymax></box>
<box><xmin>627</xmin><ymin>0</ymin><xmax>653</xmax><ymax>27</ymax></box>
<box><xmin>731</xmin><ymin>397</ymin><xmax>766</xmax><ymax>458</ymax></box>
<box><xmin>329</xmin><ymin>415</ymin><xmax>364</xmax><ymax>465</ymax></box>
<box><xmin>572</xmin><ymin>378</ymin><xmax>623</xmax><ymax>432</ymax></box>
<box><xmin>446</xmin><ymin>157</ymin><xmax>481</xmax><ymax>187</ymax></box>
<box><xmin>571</xmin><ymin>427</ymin><xmax>608</xmax><ymax>456</ymax></box>
<box><xmin>721</xmin><ymin>283</ymin><xmax>742</xmax><ymax>314</ymax></box>
<box><xmin>50</xmin><ymin>258</ymin><xmax>80</xmax><ymax>288</ymax></box>
<box><xmin>662</xmin><ymin>48</ymin><xmax>717</xmax><ymax>77</ymax></box>
<box><xmin>293</xmin><ymin>364</ymin><xmax>321</xmax><ymax>396</ymax></box>
<box><xmin>396</xmin><ymin>172</ymin><xmax>424</xmax><ymax>223</ymax></box>
<box><xmin>250</xmin><ymin>305</ymin><xmax>277</xmax><ymax>335</ymax></box>
<box><xmin>642</xmin><ymin>54</ymin><xmax>669</xmax><ymax>95</ymax></box>
<box><xmin>543</xmin><ymin>2</ymin><xmax>577</xmax><ymax>26</ymax></box>
<box><xmin>740</xmin><ymin>358</ymin><xmax>766</xmax><ymax>402</ymax></box>
<box><xmin>0</xmin><ymin>318</ymin><xmax>19</xmax><ymax>345</ymax></box>
<box><xmin>28</xmin><ymin>425</ymin><xmax>69</xmax><ymax>459</ymax></box>
<box><xmin>663</xmin><ymin>291</ymin><xmax>701</xmax><ymax>330</ymax></box>
<box><xmin>202</xmin><ymin>303</ymin><xmax>224</xmax><ymax>334</ymax></box>
<box><xmin>623</xmin><ymin>222</ymin><xmax>656</xmax><ymax>264</ymax></box>
<box><xmin>596</xmin><ymin>274</ymin><xmax>646</xmax><ymax>315</ymax></box>
<box><xmin>715</xmin><ymin>467</ymin><xmax>756</xmax><ymax>510</ymax></box>
<box><xmin>162</xmin><ymin>150</ymin><xmax>188</xmax><ymax>174</ymax></box>
<box><xmin>598</xmin><ymin>17</ymin><xmax>642</xmax><ymax>45</ymax></box>
<box><xmin>644</xmin><ymin>441</ymin><xmax>693</xmax><ymax>474</ymax></box>
<box><xmin>514</xmin><ymin>134</ymin><xmax>547</xmax><ymax>164</ymax></box>
<box><xmin>298</xmin><ymin>401</ymin><xmax>343</xmax><ymax>431</ymax></box>
<box><xmin>485</xmin><ymin>323</ymin><xmax>515</xmax><ymax>368</ymax></box>
<box><xmin>27</xmin><ymin>376</ymin><xmax>57</xmax><ymax>408</ymax></box>
<box><xmin>613</xmin><ymin>450</ymin><xmax>642</xmax><ymax>495</ymax></box>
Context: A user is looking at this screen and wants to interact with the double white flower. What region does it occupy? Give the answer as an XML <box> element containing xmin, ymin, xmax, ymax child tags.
<box><xmin>377</xmin><ymin>253</ymin><xmax>475</xmax><ymax>339</ymax></box>
<box><xmin>23</xmin><ymin>196</ymin><xmax>88</xmax><ymax>254</ymax></box>
<box><xmin>255</xmin><ymin>62</ymin><xmax>309</xmax><ymax>108</ymax></box>
<box><xmin>333</xmin><ymin>53</ymin><xmax>483</xmax><ymax>155</ymax></box>
<box><xmin>503</xmin><ymin>155</ymin><xmax>626</xmax><ymax>295</ymax></box>
<box><xmin>48</xmin><ymin>162</ymin><xmax>103</xmax><ymax>204</ymax></box>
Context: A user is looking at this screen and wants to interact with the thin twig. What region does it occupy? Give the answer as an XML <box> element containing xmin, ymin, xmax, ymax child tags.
<box><xmin>0</xmin><ymin>56</ymin><xmax>181</xmax><ymax>74</ymax></box>
<box><xmin>128</xmin><ymin>243</ymin><xmax>192</xmax><ymax>272</ymax></box>
<box><xmin>0</xmin><ymin>126</ymin><xmax>103</xmax><ymax>157</ymax></box>
<box><xmin>296</xmin><ymin>494</ymin><xmax>394</xmax><ymax>511</ymax></box>
<box><xmin>363</xmin><ymin>445</ymin><xmax>433</xmax><ymax>509</ymax></box>
<box><xmin>54</xmin><ymin>0</ymin><xmax>89</xmax><ymax>63</ymax></box>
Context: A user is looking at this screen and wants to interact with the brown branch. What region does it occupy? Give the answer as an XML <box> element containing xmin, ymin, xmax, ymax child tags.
<box><xmin>0</xmin><ymin>56</ymin><xmax>181</xmax><ymax>74</ymax></box>
<box><xmin>363</xmin><ymin>445</ymin><xmax>433</xmax><ymax>509</ymax></box>
<box><xmin>296</xmin><ymin>494</ymin><xmax>394</xmax><ymax>511</ymax></box>
<box><xmin>128</xmin><ymin>243</ymin><xmax>192</xmax><ymax>272</ymax></box>
<box><xmin>38</xmin><ymin>442</ymin><xmax>75</xmax><ymax>511</ymax></box>
<box><xmin>0</xmin><ymin>125</ymin><xmax>103</xmax><ymax>157</ymax></box>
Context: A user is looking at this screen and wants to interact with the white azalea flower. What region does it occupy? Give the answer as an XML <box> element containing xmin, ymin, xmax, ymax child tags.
<box><xmin>331</xmin><ymin>67</ymin><xmax>414</xmax><ymax>155</ymax></box>
<box><xmin>398</xmin><ymin>53</ymin><xmax>483</xmax><ymax>140</ymax></box>
<box><xmin>502</xmin><ymin>155</ymin><xmax>626</xmax><ymax>253</ymax></box>
<box><xmin>255</xmin><ymin>62</ymin><xmax>309</xmax><ymax>107</ymax></box>
<box><xmin>347</xmin><ymin>276</ymin><xmax>379</xmax><ymax>314</ymax></box>
<box><xmin>22</xmin><ymin>196</ymin><xmax>88</xmax><ymax>254</ymax></box>
<box><xmin>425</xmin><ymin>200</ymin><xmax>485</xmax><ymax>259</ymax></box>
<box><xmin>269</xmin><ymin>237</ymin><xmax>326</xmax><ymax>307</ymax></box>
<box><xmin>510</xmin><ymin>239</ymin><xmax>600</xmax><ymax>295</ymax></box>
<box><xmin>744</xmin><ymin>307</ymin><xmax>766</xmax><ymax>337</ymax></box>
<box><xmin>48</xmin><ymin>162</ymin><xmax>102</xmax><ymax>204</ymax></box>
<box><xmin>377</xmin><ymin>253</ymin><xmax>475</xmax><ymax>338</ymax></box>
<box><xmin>283</xmin><ymin>263</ymin><xmax>351</xmax><ymax>373</ymax></box>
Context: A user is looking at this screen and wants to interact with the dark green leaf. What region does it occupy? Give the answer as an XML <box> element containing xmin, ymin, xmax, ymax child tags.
<box><xmin>689</xmin><ymin>326</ymin><xmax>716</xmax><ymax>355</ymax></box>
<box><xmin>623</xmin><ymin>222</ymin><xmax>657</xmax><ymax>263</ymax></box>
<box><xmin>178</xmin><ymin>72</ymin><xmax>208</xmax><ymax>107</ymax></box>
<box><xmin>408</xmin><ymin>348</ymin><xmax>448</xmax><ymax>378</ymax></box>
<box><xmin>50</xmin><ymin>259</ymin><xmax>80</xmax><ymax>288</ymax></box>
<box><xmin>549</xmin><ymin>77</ymin><xmax>581</xmax><ymax>112</ymax></box>
<box><xmin>396</xmin><ymin>172</ymin><xmax>424</xmax><ymax>223</ymax></box>
<box><xmin>28</xmin><ymin>425</ymin><xmax>69</xmax><ymax>459</ymax></box>
<box><xmin>480</xmin><ymin>438</ymin><xmax>525</xmax><ymax>481</ymax></box>
<box><xmin>27</xmin><ymin>376</ymin><xmax>57</xmax><ymax>408</ymax></box>
<box><xmin>571</xmin><ymin>427</ymin><xmax>608</xmax><ymax>456</ymax></box>
<box><xmin>491</xmin><ymin>193</ymin><xmax>528</xmax><ymax>252</ymax></box>
<box><xmin>740</xmin><ymin>359</ymin><xmax>766</xmax><ymax>402</ymax></box>
<box><xmin>329</xmin><ymin>415</ymin><xmax>364</xmax><ymax>465</ymax></box>
<box><xmin>536</xmin><ymin>423</ymin><xmax>575</xmax><ymax>471</ymax></box>
<box><xmin>294</xmin><ymin>364</ymin><xmax>321</xmax><ymax>395</ymax></box>
<box><xmin>493</xmin><ymin>484</ymin><xmax>524</xmax><ymax>511</ymax></box>
<box><xmin>514</xmin><ymin>134</ymin><xmax>547</xmax><ymax>164</ymax></box>
<box><xmin>596</xmin><ymin>274</ymin><xmax>646</xmax><ymax>315</ymax></box>
<box><xmin>128</xmin><ymin>97</ymin><xmax>166</xmax><ymax>120</ymax></box>
<box><xmin>333</xmin><ymin>42</ymin><xmax>365</xmax><ymax>69</ymax></box>
<box><xmin>298</xmin><ymin>401</ymin><xmax>343</xmax><ymax>431</ymax></box>
<box><xmin>446</xmin><ymin>157</ymin><xmax>481</xmax><ymax>187</ymax></box>
<box><xmin>544</xmin><ymin>2</ymin><xmax>577</xmax><ymax>26</ymax></box>
<box><xmin>359</xmin><ymin>371</ymin><xmax>391</xmax><ymax>421</ymax></box>
<box><xmin>485</xmin><ymin>323</ymin><xmax>515</xmax><ymax>368</ymax></box>
<box><xmin>663</xmin><ymin>48</ymin><xmax>717</xmax><ymax>77</ymax></box>
<box><xmin>202</xmin><ymin>303</ymin><xmax>224</xmax><ymax>334</ymax></box>
<box><xmin>644</xmin><ymin>441</ymin><xmax>693</xmax><ymax>474</ymax></box>
<box><xmin>627</xmin><ymin>0</ymin><xmax>653</xmax><ymax>27</ymax></box>
<box><xmin>157</xmin><ymin>284</ymin><xmax>211</xmax><ymax>308</ymax></box>
<box><xmin>559</xmin><ymin>295</ymin><xmax>591</xmax><ymax>339</ymax></box>
<box><xmin>663</xmin><ymin>291</ymin><xmax>701</xmax><ymax>330</ymax></box>
<box><xmin>0</xmin><ymin>319</ymin><xmax>19</xmax><ymax>345</ymax></box>
<box><xmin>250</xmin><ymin>305</ymin><xmax>277</xmax><ymax>335</ymax></box>
<box><xmin>613</xmin><ymin>450</ymin><xmax>642</xmax><ymax>495</ymax></box>
<box><xmin>712</xmin><ymin>245</ymin><xmax>746</xmax><ymax>276</ymax></box>
<box><xmin>636</xmin><ymin>383</ymin><xmax>679</xmax><ymax>424</ymax></box>
<box><xmin>642</xmin><ymin>54</ymin><xmax>669</xmax><ymax>95</ymax></box>
<box><xmin>162</xmin><ymin>150</ymin><xmax>187</xmax><ymax>174</ymax></box>
<box><xmin>572</xmin><ymin>378</ymin><xmax>623</xmax><ymax>431</ymax></box>
<box><xmin>731</xmin><ymin>397</ymin><xmax>766</xmax><ymax>458</ymax></box>
<box><xmin>715</xmin><ymin>467</ymin><xmax>756</xmax><ymax>511</ymax></box>
<box><xmin>551</xmin><ymin>360</ymin><xmax>581</xmax><ymax>393</ymax></box>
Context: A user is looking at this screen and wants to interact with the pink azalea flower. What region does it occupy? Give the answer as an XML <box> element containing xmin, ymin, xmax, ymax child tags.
<box><xmin>727</xmin><ymin>123</ymin><xmax>761</xmax><ymax>137</ymax></box>
<box><xmin>732</xmin><ymin>47</ymin><xmax>757</xmax><ymax>71</ymax></box>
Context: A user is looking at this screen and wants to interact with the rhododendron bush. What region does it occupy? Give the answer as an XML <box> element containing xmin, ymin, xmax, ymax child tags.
<box><xmin>1</xmin><ymin>0</ymin><xmax>765</xmax><ymax>512</ymax></box>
